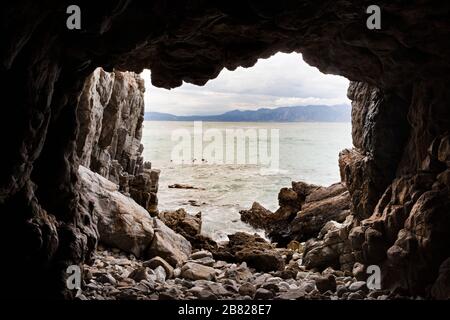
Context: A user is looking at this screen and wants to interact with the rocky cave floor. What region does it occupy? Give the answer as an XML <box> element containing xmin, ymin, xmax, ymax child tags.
<box><xmin>79</xmin><ymin>246</ymin><xmax>421</xmax><ymax>301</ymax></box>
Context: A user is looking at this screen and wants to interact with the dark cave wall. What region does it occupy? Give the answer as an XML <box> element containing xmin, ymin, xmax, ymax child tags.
<box><xmin>1</xmin><ymin>0</ymin><xmax>450</xmax><ymax>297</ymax></box>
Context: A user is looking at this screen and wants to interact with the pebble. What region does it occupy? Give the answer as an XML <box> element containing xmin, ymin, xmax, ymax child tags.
<box><xmin>154</xmin><ymin>266</ymin><xmax>167</xmax><ymax>283</ymax></box>
<box><xmin>348</xmin><ymin>292</ymin><xmax>364</xmax><ymax>300</ymax></box>
<box><xmin>190</xmin><ymin>250</ymin><xmax>213</xmax><ymax>260</ymax></box>
<box><xmin>254</xmin><ymin>288</ymin><xmax>274</xmax><ymax>299</ymax></box>
<box><xmin>238</xmin><ymin>283</ymin><xmax>256</xmax><ymax>297</ymax></box>
<box><xmin>349</xmin><ymin>281</ymin><xmax>368</xmax><ymax>292</ymax></box>
<box><xmin>80</xmin><ymin>248</ymin><xmax>405</xmax><ymax>301</ymax></box>
<box><xmin>315</xmin><ymin>275</ymin><xmax>336</xmax><ymax>293</ymax></box>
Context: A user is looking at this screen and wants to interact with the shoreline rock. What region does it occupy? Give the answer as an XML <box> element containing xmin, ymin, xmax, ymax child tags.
<box><xmin>240</xmin><ymin>181</ymin><xmax>350</xmax><ymax>245</ymax></box>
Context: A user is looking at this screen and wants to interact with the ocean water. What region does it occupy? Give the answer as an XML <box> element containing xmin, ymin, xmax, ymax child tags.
<box><xmin>142</xmin><ymin>121</ymin><xmax>352</xmax><ymax>241</ymax></box>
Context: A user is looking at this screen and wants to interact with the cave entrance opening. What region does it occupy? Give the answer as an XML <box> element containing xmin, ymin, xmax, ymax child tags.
<box><xmin>139</xmin><ymin>52</ymin><xmax>352</xmax><ymax>242</ymax></box>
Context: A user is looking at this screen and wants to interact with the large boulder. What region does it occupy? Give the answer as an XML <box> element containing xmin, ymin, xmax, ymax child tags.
<box><xmin>240</xmin><ymin>181</ymin><xmax>350</xmax><ymax>245</ymax></box>
<box><xmin>147</xmin><ymin>219</ymin><xmax>192</xmax><ymax>267</ymax></box>
<box><xmin>213</xmin><ymin>232</ymin><xmax>285</xmax><ymax>272</ymax></box>
<box><xmin>79</xmin><ymin>165</ymin><xmax>191</xmax><ymax>265</ymax></box>
<box><xmin>78</xmin><ymin>165</ymin><xmax>154</xmax><ymax>258</ymax></box>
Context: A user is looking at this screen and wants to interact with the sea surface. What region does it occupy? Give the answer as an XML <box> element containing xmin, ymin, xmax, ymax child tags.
<box><xmin>142</xmin><ymin>121</ymin><xmax>352</xmax><ymax>241</ymax></box>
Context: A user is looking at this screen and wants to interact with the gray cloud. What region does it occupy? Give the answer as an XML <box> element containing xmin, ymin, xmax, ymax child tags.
<box><xmin>142</xmin><ymin>53</ymin><xmax>350</xmax><ymax>116</ymax></box>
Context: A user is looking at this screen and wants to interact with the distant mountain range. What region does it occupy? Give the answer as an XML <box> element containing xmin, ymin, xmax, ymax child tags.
<box><xmin>144</xmin><ymin>105</ymin><xmax>351</xmax><ymax>122</ymax></box>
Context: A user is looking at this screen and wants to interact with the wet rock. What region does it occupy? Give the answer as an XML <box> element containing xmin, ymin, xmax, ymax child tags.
<box><xmin>169</xmin><ymin>184</ymin><xmax>204</xmax><ymax>190</ymax></box>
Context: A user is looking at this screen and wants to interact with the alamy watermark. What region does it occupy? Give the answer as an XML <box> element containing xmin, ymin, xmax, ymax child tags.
<box><xmin>366</xmin><ymin>264</ymin><xmax>381</xmax><ymax>290</ymax></box>
<box><xmin>366</xmin><ymin>5</ymin><xmax>381</xmax><ymax>30</ymax></box>
<box><xmin>170</xmin><ymin>121</ymin><xmax>280</xmax><ymax>174</ymax></box>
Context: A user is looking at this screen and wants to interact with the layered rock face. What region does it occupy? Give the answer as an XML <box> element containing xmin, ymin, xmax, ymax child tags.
<box><xmin>77</xmin><ymin>68</ymin><xmax>159</xmax><ymax>215</ymax></box>
<box><xmin>340</xmin><ymin>81</ymin><xmax>450</xmax><ymax>297</ymax></box>
<box><xmin>240</xmin><ymin>182</ymin><xmax>351</xmax><ymax>245</ymax></box>
<box><xmin>2</xmin><ymin>1</ymin><xmax>450</xmax><ymax>298</ymax></box>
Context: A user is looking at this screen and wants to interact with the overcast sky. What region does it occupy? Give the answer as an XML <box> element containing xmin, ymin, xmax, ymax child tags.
<box><xmin>141</xmin><ymin>52</ymin><xmax>350</xmax><ymax>116</ymax></box>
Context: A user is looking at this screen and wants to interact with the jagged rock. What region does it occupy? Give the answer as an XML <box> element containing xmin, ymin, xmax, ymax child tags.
<box><xmin>289</xmin><ymin>183</ymin><xmax>351</xmax><ymax>241</ymax></box>
<box><xmin>240</xmin><ymin>182</ymin><xmax>350</xmax><ymax>245</ymax></box>
<box><xmin>158</xmin><ymin>208</ymin><xmax>202</xmax><ymax>238</ymax></box>
<box><xmin>147</xmin><ymin>219</ymin><xmax>192</xmax><ymax>267</ymax></box>
<box><xmin>77</xmin><ymin>68</ymin><xmax>160</xmax><ymax>214</ymax></box>
<box><xmin>240</xmin><ymin>202</ymin><xmax>274</xmax><ymax>230</ymax></box>
<box><xmin>341</xmin><ymin>81</ymin><xmax>409</xmax><ymax>220</ymax></box>
<box><xmin>78</xmin><ymin>165</ymin><xmax>154</xmax><ymax>258</ymax></box>
<box><xmin>129</xmin><ymin>168</ymin><xmax>160</xmax><ymax>216</ymax></box>
<box><xmin>303</xmin><ymin>216</ymin><xmax>355</xmax><ymax>271</ymax></box>
<box><xmin>157</xmin><ymin>208</ymin><xmax>218</xmax><ymax>252</ymax></box>
<box><xmin>213</xmin><ymin>233</ymin><xmax>285</xmax><ymax>272</ymax></box>
<box><xmin>348</xmin><ymin>134</ymin><xmax>450</xmax><ymax>294</ymax></box>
